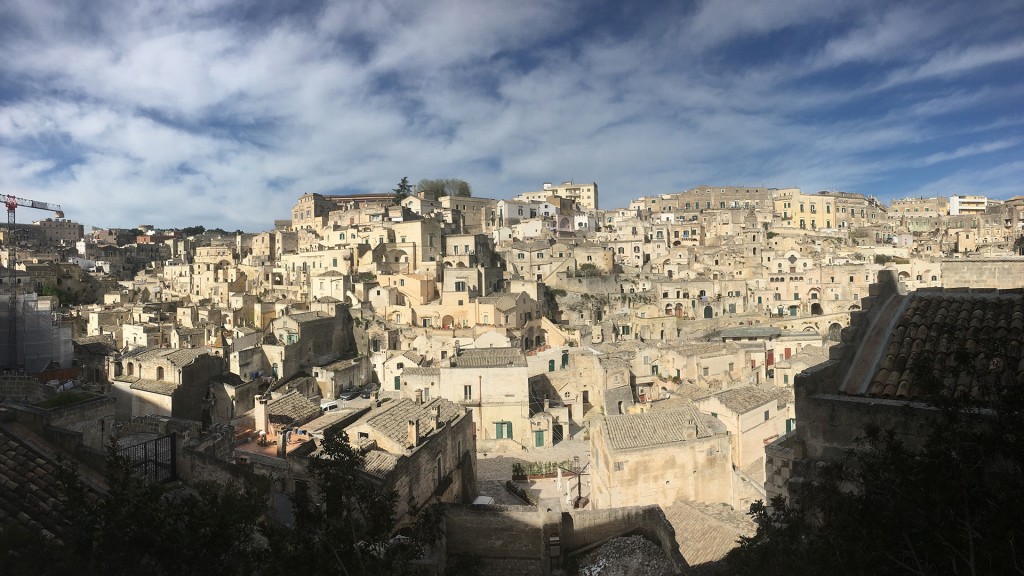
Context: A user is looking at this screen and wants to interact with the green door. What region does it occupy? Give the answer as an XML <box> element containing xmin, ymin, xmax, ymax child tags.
<box><xmin>534</xmin><ymin>430</ymin><xmax>544</xmax><ymax>447</ymax></box>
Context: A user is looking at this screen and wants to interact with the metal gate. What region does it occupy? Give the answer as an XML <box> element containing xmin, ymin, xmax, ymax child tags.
<box><xmin>117</xmin><ymin>432</ymin><xmax>177</xmax><ymax>484</ymax></box>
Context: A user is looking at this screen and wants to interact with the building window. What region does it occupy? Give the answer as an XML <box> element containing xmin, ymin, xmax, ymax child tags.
<box><xmin>614</xmin><ymin>461</ymin><xmax>625</xmax><ymax>472</ymax></box>
<box><xmin>463</xmin><ymin>385</ymin><xmax>472</xmax><ymax>401</ymax></box>
<box><xmin>702</xmin><ymin>367</ymin><xmax>709</xmax><ymax>377</ymax></box>
<box><xmin>764</xmin><ymin>410</ymin><xmax>770</xmax><ymax>421</ymax></box>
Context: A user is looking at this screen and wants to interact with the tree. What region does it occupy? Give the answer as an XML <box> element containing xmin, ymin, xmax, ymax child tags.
<box><xmin>3</xmin><ymin>432</ymin><xmax>442</xmax><ymax>575</ymax></box>
<box><xmin>416</xmin><ymin>178</ymin><xmax>472</xmax><ymax>199</ymax></box>
<box><xmin>264</xmin><ymin>428</ymin><xmax>443</xmax><ymax>576</ymax></box>
<box><xmin>393</xmin><ymin>177</ymin><xmax>413</xmax><ymax>205</ymax></box>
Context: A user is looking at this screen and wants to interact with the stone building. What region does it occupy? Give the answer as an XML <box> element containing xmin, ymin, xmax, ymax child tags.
<box><xmin>435</xmin><ymin>347</ymin><xmax>530</xmax><ymax>448</ymax></box>
<box><xmin>108</xmin><ymin>347</ymin><xmax>228</xmax><ymax>423</ymax></box>
<box><xmin>694</xmin><ymin>386</ymin><xmax>787</xmax><ymax>481</ymax></box>
<box><xmin>515</xmin><ymin>181</ymin><xmax>599</xmax><ymax>210</ymax></box>
<box><xmin>590</xmin><ymin>404</ymin><xmax>734</xmax><ymax>509</ymax></box>
<box><xmin>344</xmin><ymin>397</ymin><xmax>477</xmax><ymax>530</ymax></box>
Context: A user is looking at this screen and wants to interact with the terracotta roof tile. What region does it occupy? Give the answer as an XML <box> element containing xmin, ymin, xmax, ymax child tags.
<box><xmin>862</xmin><ymin>293</ymin><xmax>1024</xmax><ymax>400</ymax></box>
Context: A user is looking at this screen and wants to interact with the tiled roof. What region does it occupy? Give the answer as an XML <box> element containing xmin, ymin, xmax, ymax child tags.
<box><xmin>362</xmin><ymin>450</ymin><xmax>400</xmax><ymax>480</ymax></box>
<box><xmin>861</xmin><ymin>293</ymin><xmax>1024</xmax><ymax>399</ymax></box>
<box><xmin>713</xmin><ymin>386</ymin><xmax>776</xmax><ymax>414</ymax></box>
<box><xmin>771</xmin><ymin>386</ymin><xmax>794</xmax><ymax>409</ymax></box>
<box><xmin>602</xmin><ymin>405</ymin><xmax>713</xmax><ymax>451</ymax></box>
<box><xmin>267</xmin><ymin>391</ymin><xmax>321</xmax><ymax>426</ymax></box>
<box><xmin>321</xmin><ymin>357</ymin><xmax>362</xmax><ymax>370</ymax></box>
<box><xmin>719</xmin><ymin>327</ymin><xmax>782</xmax><ymax>339</ymax></box>
<box><xmin>130</xmin><ymin>379</ymin><xmax>178</xmax><ymax>396</ymax></box>
<box><xmin>663</xmin><ymin>500</ymin><xmax>756</xmax><ymax>569</ymax></box>
<box><xmin>363</xmin><ymin>398</ymin><xmax>463</xmax><ymax>447</ymax></box>
<box><xmin>126</xmin><ymin>347</ymin><xmax>211</xmax><ymax>367</ymax></box>
<box><xmin>290</xmin><ymin>311</ymin><xmax>328</xmax><ymax>324</ymax></box>
<box><xmin>0</xmin><ymin>427</ymin><xmax>98</xmax><ymax>540</ymax></box>
<box><xmin>403</xmin><ymin>366</ymin><xmax>440</xmax><ymax>377</ymax></box>
<box><xmin>451</xmin><ymin>347</ymin><xmax>527</xmax><ymax>368</ymax></box>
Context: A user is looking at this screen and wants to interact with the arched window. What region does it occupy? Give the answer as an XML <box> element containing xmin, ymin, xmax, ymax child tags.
<box><xmin>156</xmin><ymin>366</ymin><xmax>164</xmax><ymax>380</ymax></box>
<box><xmin>127</xmin><ymin>362</ymin><xmax>134</xmax><ymax>376</ymax></box>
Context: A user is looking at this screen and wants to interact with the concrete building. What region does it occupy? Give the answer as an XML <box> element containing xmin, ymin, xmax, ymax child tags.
<box><xmin>948</xmin><ymin>194</ymin><xmax>988</xmax><ymax>216</ymax></box>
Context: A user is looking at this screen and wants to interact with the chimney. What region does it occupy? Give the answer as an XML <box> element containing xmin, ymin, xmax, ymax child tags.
<box><xmin>407</xmin><ymin>419</ymin><xmax>420</xmax><ymax>448</ymax></box>
<box><xmin>277</xmin><ymin>429</ymin><xmax>288</xmax><ymax>458</ymax></box>
<box><xmin>544</xmin><ymin>398</ymin><xmax>550</xmax><ymax>411</ymax></box>
<box><xmin>255</xmin><ymin>394</ymin><xmax>270</xmax><ymax>434</ymax></box>
<box><xmin>434</xmin><ymin>405</ymin><xmax>442</xmax><ymax>429</ymax></box>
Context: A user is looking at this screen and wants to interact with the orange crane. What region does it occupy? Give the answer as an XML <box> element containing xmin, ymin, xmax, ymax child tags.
<box><xmin>4</xmin><ymin>195</ymin><xmax>64</xmax><ymax>369</ymax></box>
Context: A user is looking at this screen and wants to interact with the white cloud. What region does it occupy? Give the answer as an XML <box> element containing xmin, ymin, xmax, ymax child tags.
<box><xmin>0</xmin><ymin>0</ymin><xmax>1021</xmax><ymax>229</ymax></box>
<box><xmin>921</xmin><ymin>139</ymin><xmax>1019</xmax><ymax>166</ymax></box>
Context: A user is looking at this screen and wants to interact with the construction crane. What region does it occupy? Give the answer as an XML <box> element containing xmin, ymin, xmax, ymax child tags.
<box><xmin>4</xmin><ymin>195</ymin><xmax>64</xmax><ymax>369</ymax></box>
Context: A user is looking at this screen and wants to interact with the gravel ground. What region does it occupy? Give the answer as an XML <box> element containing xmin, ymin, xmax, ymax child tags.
<box><xmin>576</xmin><ymin>535</ymin><xmax>675</xmax><ymax>576</ymax></box>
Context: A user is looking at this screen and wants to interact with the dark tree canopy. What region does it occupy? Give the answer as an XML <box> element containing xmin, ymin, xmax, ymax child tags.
<box><xmin>393</xmin><ymin>177</ymin><xmax>413</xmax><ymax>205</ymax></box>
<box><xmin>416</xmin><ymin>178</ymin><xmax>472</xmax><ymax>199</ymax></box>
<box><xmin>1</xmin><ymin>432</ymin><xmax>442</xmax><ymax>576</ymax></box>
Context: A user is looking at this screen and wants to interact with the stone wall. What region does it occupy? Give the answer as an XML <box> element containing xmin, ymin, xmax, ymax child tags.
<box><xmin>940</xmin><ymin>258</ymin><xmax>1024</xmax><ymax>289</ymax></box>
<box><xmin>0</xmin><ymin>372</ymin><xmax>55</xmax><ymax>403</ymax></box>
<box><xmin>445</xmin><ymin>504</ymin><xmax>545</xmax><ymax>560</ymax></box>
<box><xmin>10</xmin><ymin>393</ymin><xmax>115</xmax><ymax>451</ymax></box>
<box><xmin>764</xmin><ymin>431</ymin><xmax>796</xmax><ymax>501</ymax></box>
<box><xmin>444</xmin><ymin>502</ymin><xmax>687</xmax><ymax>575</ymax></box>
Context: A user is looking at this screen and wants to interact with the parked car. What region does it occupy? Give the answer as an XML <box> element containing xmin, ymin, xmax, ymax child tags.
<box><xmin>338</xmin><ymin>390</ymin><xmax>360</xmax><ymax>401</ymax></box>
<box><xmin>360</xmin><ymin>386</ymin><xmax>377</xmax><ymax>399</ymax></box>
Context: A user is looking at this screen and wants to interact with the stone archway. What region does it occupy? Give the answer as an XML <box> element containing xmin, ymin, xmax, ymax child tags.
<box><xmin>441</xmin><ymin>315</ymin><xmax>455</xmax><ymax>328</ymax></box>
<box><xmin>811</xmin><ymin>303</ymin><xmax>823</xmax><ymax>315</ymax></box>
<box><xmin>828</xmin><ymin>322</ymin><xmax>842</xmax><ymax>342</ymax></box>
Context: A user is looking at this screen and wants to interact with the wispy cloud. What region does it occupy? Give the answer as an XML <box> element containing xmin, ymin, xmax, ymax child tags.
<box><xmin>921</xmin><ymin>139</ymin><xmax>1020</xmax><ymax>166</ymax></box>
<box><xmin>0</xmin><ymin>0</ymin><xmax>1021</xmax><ymax>230</ymax></box>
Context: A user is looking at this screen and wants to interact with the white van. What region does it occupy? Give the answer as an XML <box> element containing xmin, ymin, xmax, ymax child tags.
<box><xmin>320</xmin><ymin>400</ymin><xmax>340</xmax><ymax>412</ymax></box>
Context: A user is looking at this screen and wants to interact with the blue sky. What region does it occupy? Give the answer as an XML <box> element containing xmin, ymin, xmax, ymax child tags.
<box><xmin>0</xmin><ymin>0</ymin><xmax>1022</xmax><ymax>231</ymax></box>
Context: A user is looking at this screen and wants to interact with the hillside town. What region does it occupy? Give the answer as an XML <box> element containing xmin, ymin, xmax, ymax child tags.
<box><xmin>3</xmin><ymin>181</ymin><xmax>1024</xmax><ymax>573</ymax></box>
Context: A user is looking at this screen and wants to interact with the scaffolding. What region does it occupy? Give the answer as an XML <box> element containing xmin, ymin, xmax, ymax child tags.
<box><xmin>0</xmin><ymin>293</ymin><xmax>72</xmax><ymax>373</ymax></box>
